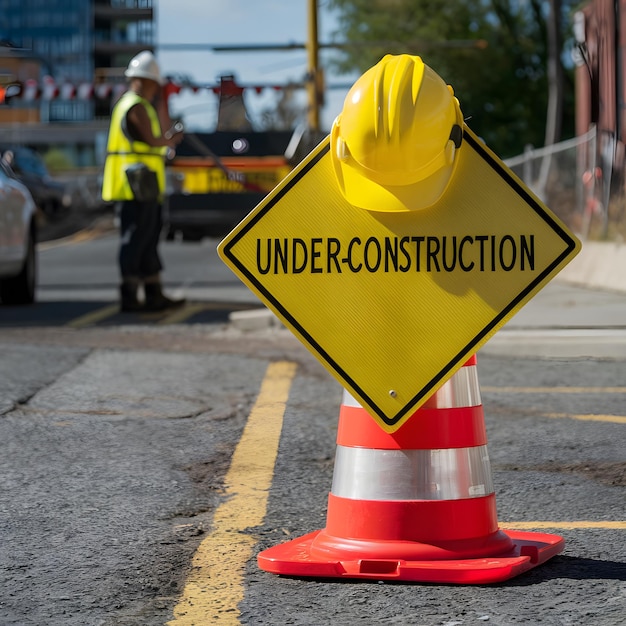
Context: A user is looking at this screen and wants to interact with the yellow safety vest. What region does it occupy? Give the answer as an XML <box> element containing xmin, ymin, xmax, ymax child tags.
<box><xmin>101</xmin><ymin>92</ymin><xmax>168</xmax><ymax>201</ymax></box>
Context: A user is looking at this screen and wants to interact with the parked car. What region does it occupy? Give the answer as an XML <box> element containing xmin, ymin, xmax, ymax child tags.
<box><xmin>1</xmin><ymin>146</ymin><xmax>71</xmax><ymax>216</ymax></box>
<box><xmin>0</xmin><ymin>154</ymin><xmax>37</xmax><ymax>304</ymax></box>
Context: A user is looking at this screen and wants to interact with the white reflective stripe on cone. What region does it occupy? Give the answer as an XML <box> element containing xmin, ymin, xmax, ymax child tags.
<box><xmin>331</xmin><ymin>444</ymin><xmax>494</xmax><ymax>501</ymax></box>
<box><xmin>342</xmin><ymin>364</ymin><xmax>482</xmax><ymax>411</ymax></box>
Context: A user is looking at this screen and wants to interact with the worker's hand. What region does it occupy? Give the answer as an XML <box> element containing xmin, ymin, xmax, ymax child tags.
<box><xmin>163</xmin><ymin>131</ymin><xmax>183</xmax><ymax>149</ymax></box>
<box><xmin>164</xmin><ymin>121</ymin><xmax>184</xmax><ymax>146</ymax></box>
<box><xmin>168</xmin><ymin>130</ymin><xmax>184</xmax><ymax>147</ymax></box>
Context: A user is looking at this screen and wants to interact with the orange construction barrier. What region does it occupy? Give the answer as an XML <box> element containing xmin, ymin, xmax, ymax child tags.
<box><xmin>258</xmin><ymin>355</ymin><xmax>565</xmax><ymax>584</ymax></box>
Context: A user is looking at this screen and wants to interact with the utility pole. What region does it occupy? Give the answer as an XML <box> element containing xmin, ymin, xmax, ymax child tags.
<box><xmin>307</xmin><ymin>0</ymin><xmax>321</xmax><ymax>132</ymax></box>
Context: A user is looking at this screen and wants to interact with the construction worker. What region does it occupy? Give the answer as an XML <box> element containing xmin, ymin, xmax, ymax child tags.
<box><xmin>102</xmin><ymin>50</ymin><xmax>185</xmax><ymax>312</ymax></box>
<box><xmin>331</xmin><ymin>54</ymin><xmax>464</xmax><ymax>213</ymax></box>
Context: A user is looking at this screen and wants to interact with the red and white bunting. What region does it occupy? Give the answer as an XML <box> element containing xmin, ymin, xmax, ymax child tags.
<box><xmin>1</xmin><ymin>77</ymin><xmax>295</xmax><ymax>102</ymax></box>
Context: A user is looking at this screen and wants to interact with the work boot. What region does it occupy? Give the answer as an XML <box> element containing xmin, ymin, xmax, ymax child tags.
<box><xmin>120</xmin><ymin>280</ymin><xmax>143</xmax><ymax>312</ymax></box>
<box><xmin>143</xmin><ymin>282</ymin><xmax>186</xmax><ymax>312</ymax></box>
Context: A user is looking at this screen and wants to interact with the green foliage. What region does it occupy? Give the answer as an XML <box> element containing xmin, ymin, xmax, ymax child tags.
<box><xmin>328</xmin><ymin>0</ymin><xmax>576</xmax><ymax>158</ymax></box>
<box><xmin>259</xmin><ymin>84</ymin><xmax>305</xmax><ymax>130</ymax></box>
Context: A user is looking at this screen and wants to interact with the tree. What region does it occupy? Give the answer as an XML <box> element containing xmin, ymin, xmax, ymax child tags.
<box><xmin>328</xmin><ymin>0</ymin><xmax>576</xmax><ymax>158</ymax></box>
<box><xmin>259</xmin><ymin>84</ymin><xmax>305</xmax><ymax>130</ymax></box>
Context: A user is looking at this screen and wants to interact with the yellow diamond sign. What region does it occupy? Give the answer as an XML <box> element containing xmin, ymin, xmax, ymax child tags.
<box><xmin>218</xmin><ymin>127</ymin><xmax>581</xmax><ymax>432</ymax></box>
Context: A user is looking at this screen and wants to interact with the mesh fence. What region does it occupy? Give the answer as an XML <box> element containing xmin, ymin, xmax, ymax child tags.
<box><xmin>504</xmin><ymin>126</ymin><xmax>626</xmax><ymax>242</ymax></box>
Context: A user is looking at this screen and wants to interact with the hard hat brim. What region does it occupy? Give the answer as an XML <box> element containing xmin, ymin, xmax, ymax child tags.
<box><xmin>124</xmin><ymin>69</ymin><xmax>165</xmax><ymax>85</ymax></box>
<box><xmin>331</xmin><ymin>125</ymin><xmax>460</xmax><ymax>212</ymax></box>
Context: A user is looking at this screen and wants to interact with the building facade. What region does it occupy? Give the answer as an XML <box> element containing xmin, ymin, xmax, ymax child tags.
<box><xmin>575</xmin><ymin>0</ymin><xmax>626</xmax><ymax>178</ymax></box>
<box><xmin>0</xmin><ymin>0</ymin><xmax>155</xmax><ymax>164</ymax></box>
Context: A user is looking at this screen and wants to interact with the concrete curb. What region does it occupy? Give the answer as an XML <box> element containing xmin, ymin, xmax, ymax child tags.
<box><xmin>558</xmin><ymin>240</ymin><xmax>626</xmax><ymax>293</ymax></box>
<box><xmin>229</xmin><ymin>308</ymin><xmax>282</xmax><ymax>332</ymax></box>
<box><xmin>481</xmin><ymin>328</ymin><xmax>626</xmax><ymax>359</ymax></box>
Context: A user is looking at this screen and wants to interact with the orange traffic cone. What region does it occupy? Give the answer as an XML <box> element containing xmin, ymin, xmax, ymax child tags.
<box><xmin>258</xmin><ymin>355</ymin><xmax>565</xmax><ymax>584</ymax></box>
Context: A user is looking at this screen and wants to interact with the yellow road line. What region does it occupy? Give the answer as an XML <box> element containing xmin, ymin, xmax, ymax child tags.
<box><xmin>544</xmin><ymin>412</ymin><xmax>626</xmax><ymax>424</ymax></box>
<box><xmin>157</xmin><ymin>303</ymin><xmax>207</xmax><ymax>325</ymax></box>
<box><xmin>501</xmin><ymin>521</ymin><xmax>626</xmax><ymax>530</ymax></box>
<box><xmin>154</xmin><ymin>302</ymin><xmax>254</xmax><ymax>325</ymax></box>
<box><xmin>168</xmin><ymin>360</ymin><xmax>297</xmax><ymax>626</ymax></box>
<box><xmin>481</xmin><ymin>387</ymin><xmax>626</xmax><ymax>423</ymax></box>
<box><xmin>482</xmin><ymin>386</ymin><xmax>626</xmax><ymax>394</ymax></box>
<box><xmin>66</xmin><ymin>303</ymin><xmax>119</xmax><ymax>328</ymax></box>
<box><xmin>39</xmin><ymin>227</ymin><xmax>105</xmax><ymax>251</ymax></box>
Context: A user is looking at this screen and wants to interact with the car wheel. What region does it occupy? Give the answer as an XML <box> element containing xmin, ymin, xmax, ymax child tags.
<box><xmin>42</xmin><ymin>199</ymin><xmax>60</xmax><ymax>216</ymax></box>
<box><xmin>0</xmin><ymin>229</ymin><xmax>36</xmax><ymax>305</ymax></box>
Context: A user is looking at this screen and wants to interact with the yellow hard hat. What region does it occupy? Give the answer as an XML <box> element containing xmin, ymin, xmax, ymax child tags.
<box><xmin>331</xmin><ymin>54</ymin><xmax>464</xmax><ymax>212</ymax></box>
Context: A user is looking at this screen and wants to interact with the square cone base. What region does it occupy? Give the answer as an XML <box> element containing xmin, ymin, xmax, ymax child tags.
<box><xmin>257</xmin><ymin>529</ymin><xmax>565</xmax><ymax>584</ymax></box>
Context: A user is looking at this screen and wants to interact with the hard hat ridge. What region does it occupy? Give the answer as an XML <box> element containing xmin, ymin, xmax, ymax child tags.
<box><xmin>372</xmin><ymin>54</ymin><xmax>425</xmax><ymax>141</ymax></box>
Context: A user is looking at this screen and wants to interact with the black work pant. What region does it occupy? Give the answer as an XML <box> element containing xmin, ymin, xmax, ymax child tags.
<box><xmin>118</xmin><ymin>199</ymin><xmax>163</xmax><ymax>280</ymax></box>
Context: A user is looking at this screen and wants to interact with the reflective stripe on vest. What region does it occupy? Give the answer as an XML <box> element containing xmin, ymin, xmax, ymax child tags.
<box><xmin>101</xmin><ymin>91</ymin><xmax>167</xmax><ymax>201</ymax></box>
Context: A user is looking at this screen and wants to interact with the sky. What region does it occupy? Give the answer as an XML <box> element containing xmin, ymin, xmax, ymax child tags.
<box><xmin>155</xmin><ymin>0</ymin><xmax>356</xmax><ymax>132</ymax></box>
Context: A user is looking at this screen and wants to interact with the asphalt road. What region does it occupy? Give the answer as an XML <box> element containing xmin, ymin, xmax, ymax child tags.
<box><xmin>0</xmin><ymin>220</ymin><xmax>624</xmax><ymax>625</ymax></box>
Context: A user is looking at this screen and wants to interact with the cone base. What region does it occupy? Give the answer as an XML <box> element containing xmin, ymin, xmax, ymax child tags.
<box><xmin>257</xmin><ymin>529</ymin><xmax>565</xmax><ymax>584</ymax></box>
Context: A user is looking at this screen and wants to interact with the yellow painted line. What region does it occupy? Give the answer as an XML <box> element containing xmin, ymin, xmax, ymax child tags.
<box><xmin>168</xmin><ymin>360</ymin><xmax>297</xmax><ymax>626</ymax></box>
<box><xmin>66</xmin><ymin>303</ymin><xmax>119</xmax><ymax>328</ymax></box>
<box><xmin>482</xmin><ymin>386</ymin><xmax>626</xmax><ymax>394</ymax></box>
<box><xmin>544</xmin><ymin>412</ymin><xmax>626</xmax><ymax>424</ymax></box>
<box><xmin>157</xmin><ymin>303</ymin><xmax>207</xmax><ymax>325</ymax></box>
<box><xmin>501</xmin><ymin>521</ymin><xmax>626</xmax><ymax>530</ymax></box>
<box><xmin>157</xmin><ymin>302</ymin><xmax>259</xmax><ymax>325</ymax></box>
<box><xmin>69</xmin><ymin>230</ymin><xmax>98</xmax><ymax>243</ymax></box>
<box><xmin>39</xmin><ymin>227</ymin><xmax>105</xmax><ymax>251</ymax></box>
<box><xmin>481</xmin><ymin>387</ymin><xmax>626</xmax><ymax>423</ymax></box>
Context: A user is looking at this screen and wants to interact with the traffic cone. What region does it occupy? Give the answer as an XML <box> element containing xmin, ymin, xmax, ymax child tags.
<box><xmin>258</xmin><ymin>355</ymin><xmax>565</xmax><ymax>584</ymax></box>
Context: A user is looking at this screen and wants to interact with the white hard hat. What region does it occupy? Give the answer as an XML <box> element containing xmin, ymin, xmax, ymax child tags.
<box><xmin>124</xmin><ymin>50</ymin><xmax>163</xmax><ymax>85</ymax></box>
